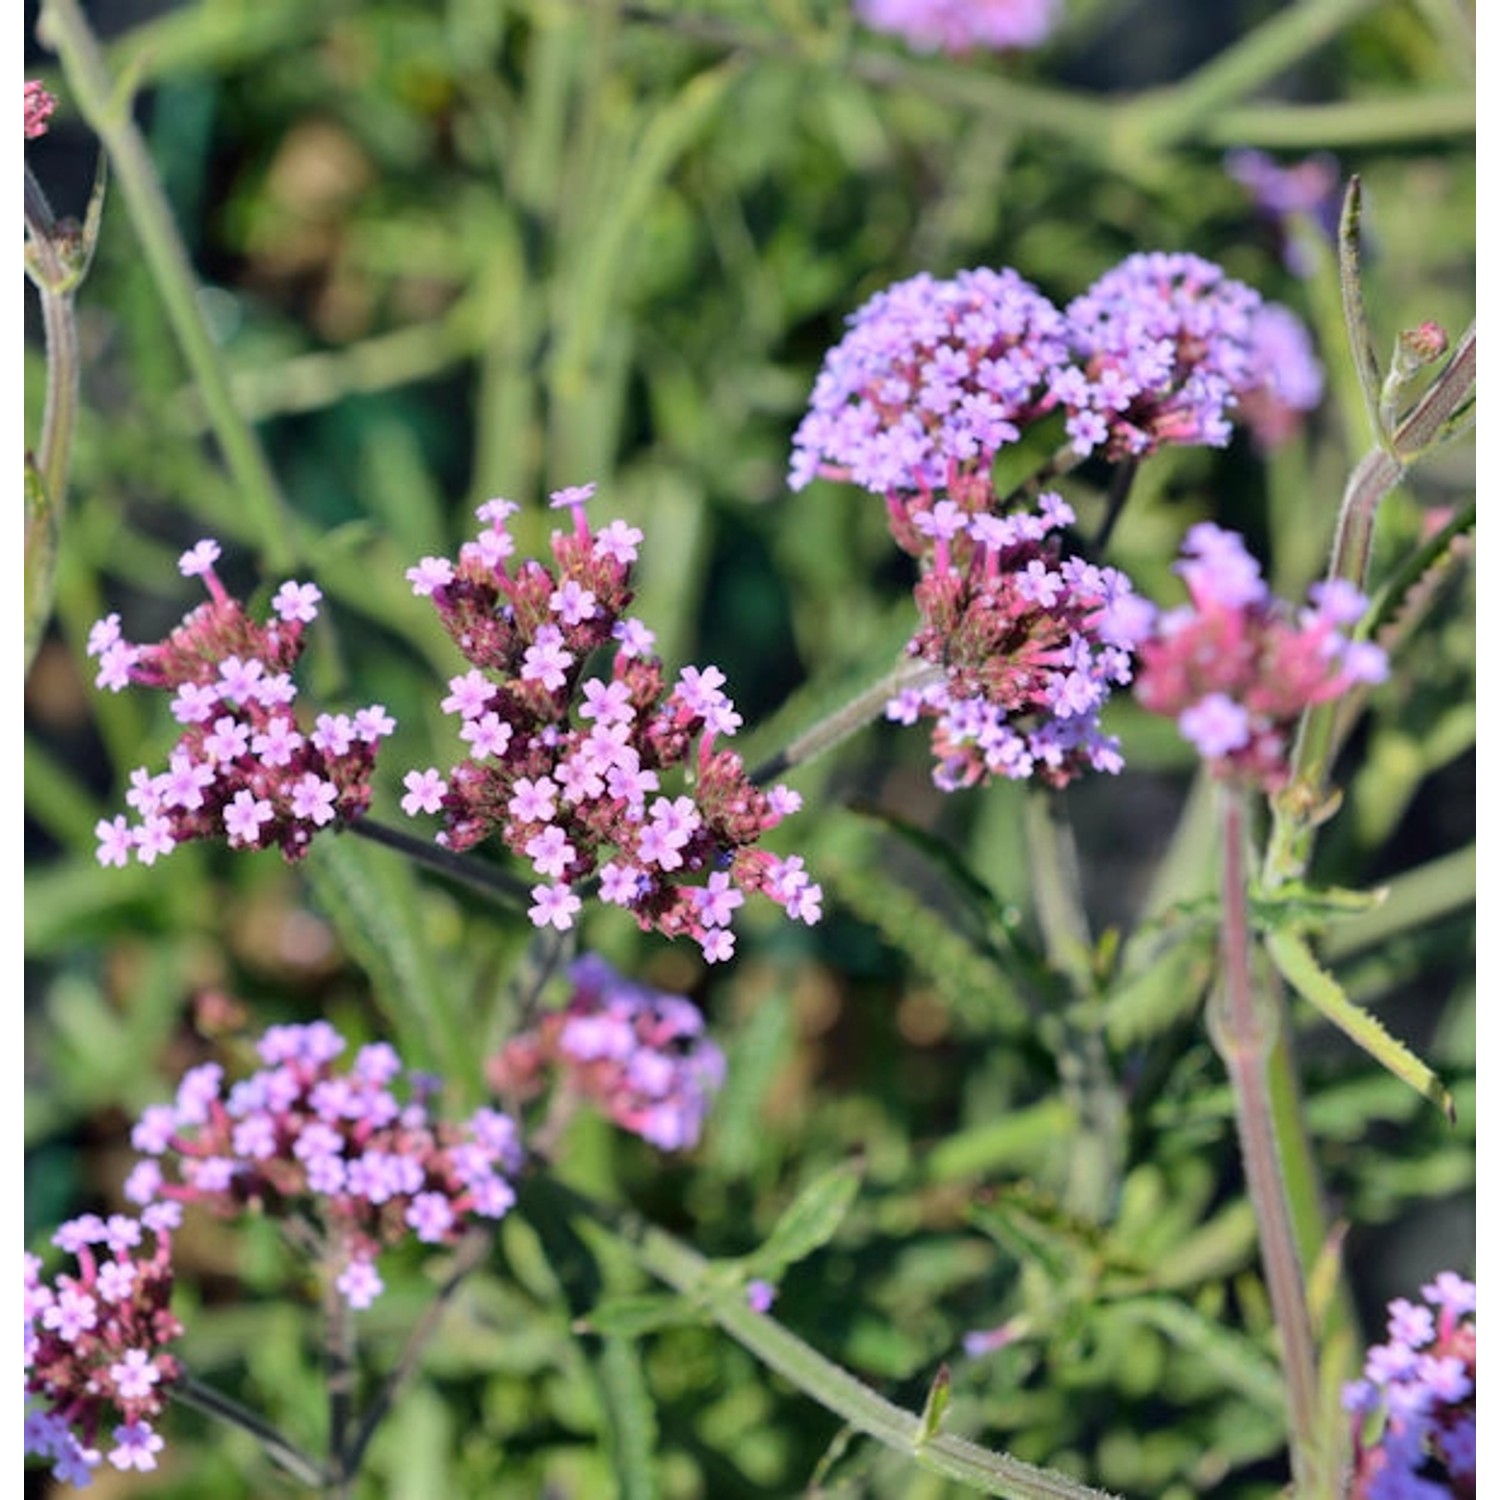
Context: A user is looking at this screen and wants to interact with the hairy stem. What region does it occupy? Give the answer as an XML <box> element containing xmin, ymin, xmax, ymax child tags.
<box><xmin>172</xmin><ymin>1373</ymin><xmax>328</xmax><ymax>1489</ymax></box>
<box><xmin>38</xmin><ymin>0</ymin><xmax>295</xmax><ymax>571</ymax></box>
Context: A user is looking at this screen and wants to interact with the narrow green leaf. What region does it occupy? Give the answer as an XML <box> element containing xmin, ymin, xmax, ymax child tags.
<box><xmin>746</xmin><ymin>1162</ymin><xmax>862</xmax><ymax>1279</ymax></box>
<box><xmin>917</xmin><ymin>1364</ymin><xmax>952</xmax><ymax>1444</ymax></box>
<box><xmin>598</xmin><ymin>1335</ymin><xmax>660</xmax><ymax>1500</ymax></box>
<box><xmin>1266</xmin><ymin>930</ymin><xmax>1454</xmax><ymax>1119</ymax></box>
<box><xmin>578</xmin><ymin>1294</ymin><xmax>707</xmax><ymax>1339</ymax></box>
<box><xmin>1248</xmin><ymin>879</ymin><xmax>1387</xmax><ymax>930</ymax></box>
<box><xmin>925</xmin><ymin>1098</ymin><xmax>1076</xmax><ymax>1184</ymax></box>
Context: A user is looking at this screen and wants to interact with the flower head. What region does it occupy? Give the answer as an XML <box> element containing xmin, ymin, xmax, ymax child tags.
<box><xmin>401</xmin><ymin>490</ymin><xmax>818</xmax><ymax>960</ymax></box>
<box><xmin>789</xmin><ymin>267</ymin><xmax>1069</xmax><ymax>524</ymax></box>
<box><xmin>1054</xmin><ymin>252</ymin><xmax>1263</xmax><ymax>459</ymax></box>
<box><xmin>123</xmin><ymin>1021</ymin><xmax>521</xmax><ymax>1310</ymax></box>
<box><xmin>855</xmin><ymin>0</ymin><xmax>1060</xmax><ymax>54</ymax></box>
<box><xmin>1343</xmin><ymin>1274</ymin><xmax>1475</xmax><ymax>1499</ymax></box>
<box><xmin>25</xmin><ymin>1214</ymin><xmax>182</xmax><ymax>1487</ymax></box>
<box><xmin>1132</xmin><ymin>524</ymin><xmax>1387</xmax><ymax>790</ymax></box>
<box><xmin>86</xmin><ymin>542</ymin><xmax>393</xmax><ymax>864</ymax></box>
<box><xmin>490</xmin><ymin>955</ymin><xmax>726</xmax><ymax>1151</ymax></box>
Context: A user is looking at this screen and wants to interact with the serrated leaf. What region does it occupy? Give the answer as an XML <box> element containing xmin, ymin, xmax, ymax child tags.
<box><xmin>746</xmin><ymin>1162</ymin><xmax>861</xmax><ymax>1279</ymax></box>
<box><xmin>1266</xmin><ymin>930</ymin><xmax>1453</xmax><ymax>1119</ymax></box>
<box><xmin>578</xmin><ymin>1294</ymin><xmax>707</xmax><ymax>1339</ymax></box>
<box><xmin>1248</xmin><ymin>879</ymin><xmax>1387</xmax><ymax>931</ymax></box>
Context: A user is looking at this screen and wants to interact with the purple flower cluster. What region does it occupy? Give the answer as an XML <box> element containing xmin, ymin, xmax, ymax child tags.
<box><xmin>25</xmin><ymin>1209</ymin><xmax>183</xmax><ymax>1486</ymax></box>
<box><xmin>1225</xmin><ymin>147</ymin><xmax>1342</xmax><ymax>277</ymax></box>
<box><xmin>1131</xmin><ymin>524</ymin><xmax>1388</xmax><ymax>790</ymax></box>
<box><xmin>489</xmin><ymin>955</ymin><xmax>726</xmax><ymax>1151</ymax></box>
<box><xmin>1343</xmin><ymin>1272</ymin><xmax>1476</xmax><ymax>1500</ymax></box>
<box><xmin>788</xmin><ymin>267</ymin><xmax>1069</xmax><ymax>528</ymax></box>
<box><xmin>855</xmin><ymin>0</ymin><xmax>1061</xmax><ymax>55</ymax></box>
<box><xmin>1055</xmin><ymin>252</ymin><xmax>1264</xmax><ymax>459</ymax></box>
<box><xmin>403</xmin><ymin>486</ymin><xmax>820</xmax><ymax>963</ymax></box>
<box><xmin>89</xmin><ymin>540</ymin><xmax>395</xmax><ymax>867</ymax></box>
<box><xmin>789</xmin><ymin>256</ymin><xmax>1322</xmax><ymax>510</ymax></box>
<box><xmin>25</xmin><ymin>79</ymin><xmax>56</xmax><ymax>140</ymax></box>
<box><xmin>886</xmin><ymin>492</ymin><xmax>1144</xmax><ymax>790</ymax></box>
<box><xmin>122</xmin><ymin>1021</ymin><xmax>522</xmax><ymax>1310</ymax></box>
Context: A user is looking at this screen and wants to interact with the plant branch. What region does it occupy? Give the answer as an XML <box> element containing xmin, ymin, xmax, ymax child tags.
<box><xmin>171</xmin><ymin>1372</ymin><xmax>328</xmax><ymax>1489</ymax></box>
<box><xmin>345</xmin><ymin>817</ymin><xmax>534</xmax><ymax>909</ymax></box>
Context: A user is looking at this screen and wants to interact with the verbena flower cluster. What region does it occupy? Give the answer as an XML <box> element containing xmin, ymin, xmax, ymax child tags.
<box><xmin>1131</xmin><ymin>524</ymin><xmax>1388</xmax><ymax>790</ymax></box>
<box><xmin>89</xmin><ymin>540</ymin><xmax>395</xmax><ymax>867</ymax></box>
<box><xmin>403</xmin><ymin>486</ymin><xmax>820</xmax><ymax>963</ymax></box>
<box><xmin>490</xmin><ymin>954</ymin><xmax>726</xmax><ymax>1151</ymax></box>
<box><xmin>855</xmin><ymin>0</ymin><xmax>1061</xmax><ymax>54</ymax></box>
<box><xmin>122</xmin><ymin>1021</ymin><xmax>522</xmax><ymax>1311</ymax></box>
<box><xmin>886</xmin><ymin>492</ymin><xmax>1144</xmax><ymax>790</ymax></box>
<box><xmin>1342</xmin><ymin>1272</ymin><xmax>1476</xmax><ymax>1500</ymax></box>
<box><xmin>25</xmin><ymin>80</ymin><xmax>56</xmax><ymax>140</ymax></box>
<box><xmin>789</xmin><ymin>254</ymin><xmax>1322</xmax><ymax>514</ymax></box>
<box><xmin>787</xmin><ymin>266</ymin><xmax>1070</xmax><ymax>526</ymax></box>
<box><xmin>25</xmin><ymin>1208</ymin><xmax>183</xmax><ymax>1485</ymax></box>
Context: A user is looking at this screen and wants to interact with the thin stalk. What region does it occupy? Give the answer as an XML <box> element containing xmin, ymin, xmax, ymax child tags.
<box><xmin>1209</xmin><ymin>788</ymin><xmax>1327</xmax><ymax>1497</ymax></box>
<box><xmin>325</xmin><ymin>1257</ymin><xmax>356</xmax><ymax>1498</ymax></box>
<box><xmin>344</xmin><ymin>1227</ymin><xmax>495</xmax><ymax>1476</ymax></box>
<box><xmin>345</xmin><ymin>817</ymin><xmax>533</xmax><ymax>909</ymax></box>
<box><xmin>172</xmin><ymin>1373</ymin><xmax>328</xmax><ymax>1489</ymax></box>
<box><xmin>37</xmin><ymin>0</ymin><xmax>295</xmax><ymax>572</ymax></box>
<box><xmin>748</xmin><ymin>657</ymin><xmax>942</xmax><ymax>786</ymax></box>
<box><xmin>538</xmin><ymin>1178</ymin><xmax>1123</xmax><ymax>1500</ymax></box>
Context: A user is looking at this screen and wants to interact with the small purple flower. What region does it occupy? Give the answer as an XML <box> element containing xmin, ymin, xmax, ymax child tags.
<box><xmin>272</xmin><ymin>580</ymin><xmax>322</xmax><ymax>623</ymax></box>
<box><xmin>178</xmin><ymin>539</ymin><xmax>221</xmax><ymax>577</ymax></box>
<box><xmin>401</xmin><ymin>768</ymin><xmax>449</xmax><ymax>817</ymax></box>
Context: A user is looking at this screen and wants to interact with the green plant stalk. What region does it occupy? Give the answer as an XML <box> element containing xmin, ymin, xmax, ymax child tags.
<box><xmin>325</xmin><ymin>1255</ymin><xmax>355</xmax><ymax>1499</ymax></box>
<box><xmin>345</xmin><ymin>817</ymin><xmax>534</xmax><ymax>910</ymax></box>
<box><xmin>749</xmin><ymin>657</ymin><xmax>941</xmax><ymax>785</ymax></box>
<box><xmin>38</xmin><ymin>0</ymin><xmax>295</xmax><ymax>572</ymax></box>
<box><xmin>172</xmin><ymin>1373</ymin><xmax>328</xmax><ymax>1489</ymax></box>
<box><xmin>24</xmin><ymin>164</ymin><xmax>81</xmax><ymax>673</ymax></box>
<box><xmin>1209</xmin><ymin>788</ymin><xmax>1331</xmax><ymax>1498</ymax></box>
<box><xmin>1202</xmin><ymin>90</ymin><xmax>1475</xmax><ymax>148</ymax></box>
<box><xmin>541</xmin><ymin>1179</ymin><xmax>1123</xmax><ymax>1500</ymax></box>
<box><xmin>1125</xmin><ymin>0</ymin><xmax>1385</xmax><ymax>148</ymax></box>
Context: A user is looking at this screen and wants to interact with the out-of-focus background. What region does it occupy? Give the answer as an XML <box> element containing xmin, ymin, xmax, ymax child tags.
<box><xmin>25</xmin><ymin>3</ymin><xmax>1474</xmax><ymax>1496</ymax></box>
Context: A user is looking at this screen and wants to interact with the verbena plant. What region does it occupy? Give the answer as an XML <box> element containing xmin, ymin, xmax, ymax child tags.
<box><xmin>24</xmin><ymin>2</ymin><xmax>1475</xmax><ymax>1497</ymax></box>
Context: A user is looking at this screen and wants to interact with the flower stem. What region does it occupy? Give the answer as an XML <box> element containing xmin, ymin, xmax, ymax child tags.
<box><xmin>1209</xmin><ymin>788</ymin><xmax>1329</xmax><ymax>1496</ymax></box>
<box><xmin>37</xmin><ymin>0</ymin><xmax>296</xmax><ymax>572</ymax></box>
<box><xmin>536</xmin><ymin>1177</ymin><xmax>1123</xmax><ymax>1500</ymax></box>
<box><xmin>345</xmin><ymin>817</ymin><xmax>533</xmax><ymax>909</ymax></box>
<box><xmin>172</xmin><ymin>1372</ymin><xmax>328</xmax><ymax>1489</ymax></box>
<box><xmin>325</xmin><ymin>1251</ymin><xmax>356</xmax><ymax>1498</ymax></box>
<box><xmin>749</xmin><ymin>657</ymin><xmax>941</xmax><ymax>786</ymax></box>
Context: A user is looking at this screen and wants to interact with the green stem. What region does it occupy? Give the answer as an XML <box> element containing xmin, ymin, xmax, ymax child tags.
<box><xmin>1201</xmin><ymin>89</ymin><xmax>1476</xmax><ymax>148</ymax></box>
<box><xmin>344</xmin><ymin>1228</ymin><xmax>495</xmax><ymax>1478</ymax></box>
<box><xmin>345</xmin><ymin>817</ymin><xmax>533</xmax><ymax>909</ymax></box>
<box><xmin>749</xmin><ymin>657</ymin><xmax>942</xmax><ymax>786</ymax></box>
<box><xmin>537</xmin><ymin>1179</ymin><xmax>1123</xmax><ymax>1500</ymax></box>
<box><xmin>172</xmin><ymin>1373</ymin><xmax>328</xmax><ymax>1489</ymax></box>
<box><xmin>37</xmin><ymin>0</ymin><xmax>295</xmax><ymax>572</ymax></box>
<box><xmin>1208</xmin><ymin>789</ymin><xmax>1328</xmax><ymax>1497</ymax></box>
<box><xmin>326</xmin><ymin>1251</ymin><xmax>355</xmax><ymax>1498</ymax></box>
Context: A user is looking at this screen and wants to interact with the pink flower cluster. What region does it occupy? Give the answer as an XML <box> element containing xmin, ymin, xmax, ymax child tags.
<box><xmin>1131</xmin><ymin>524</ymin><xmax>1388</xmax><ymax>790</ymax></box>
<box><xmin>885</xmin><ymin>492</ymin><xmax>1144</xmax><ymax>790</ymax></box>
<box><xmin>122</xmin><ymin>1020</ymin><xmax>522</xmax><ymax>1310</ymax></box>
<box><xmin>490</xmin><ymin>955</ymin><xmax>726</xmax><ymax>1151</ymax></box>
<box><xmin>25</xmin><ymin>80</ymin><xmax>56</xmax><ymax>140</ymax></box>
<box><xmin>88</xmin><ymin>540</ymin><xmax>395</xmax><ymax>866</ymax></box>
<box><xmin>25</xmin><ymin>1208</ymin><xmax>184</xmax><ymax>1486</ymax></box>
<box><xmin>855</xmin><ymin>0</ymin><xmax>1061</xmax><ymax>55</ymax></box>
<box><xmin>1343</xmin><ymin>1272</ymin><xmax>1476</xmax><ymax>1500</ymax></box>
<box><xmin>402</xmin><ymin>486</ymin><xmax>820</xmax><ymax>963</ymax></box>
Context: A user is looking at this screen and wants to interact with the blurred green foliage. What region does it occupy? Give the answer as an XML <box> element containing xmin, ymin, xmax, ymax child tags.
<box><xmin>25</xmin><ymin>1</ymin><xmax>1473</xmax><ymax>1495</ymax></box>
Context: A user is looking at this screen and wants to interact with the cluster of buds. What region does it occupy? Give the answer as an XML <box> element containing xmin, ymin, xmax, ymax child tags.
<box><xmin>490</xmin><ymin>955</ymin><xmax>726</xmax><ymax>1151</ymax></box>
<box><xmin>886</xmin><ymin>492</ymin><xmax>1144</xmax><ymax>790</ymax></box>
<box><xmin>25</xmin><ymin>80</ymin><xmax>56</xmax><ymax>140</ymax></box>
<box><xmin>1343</xmin><ymin>1272</ymin><xmax>1476</xmax><ymax>1499</ymax></box>
<box><xmin>122</xmin><ymin>1021</ymin><xmax>522</xmax><ymax>1310</ymax></box>
<box><xmin>25</xmin><ymin>1207</ymin><xmax>184</xmax><ymax>1485</ymax></box>
<box><xmin>402</xmin><ymin>486</ymin><xmax>820</xmax><ymax>963</ymax></box>
<box><xmin>89</xmin><ymin>540</ymin><xmax>395</xmax><ymax>866</ymax></box>
<box><xmin>854</xmin><ymin>0</ymin><xmax>1060</xmax><ymax>54</ymax></box>
<box><xmin>1130</xmin><ymin>524</ymin><xmax>1387</xmax><ymax>791</ymax></box>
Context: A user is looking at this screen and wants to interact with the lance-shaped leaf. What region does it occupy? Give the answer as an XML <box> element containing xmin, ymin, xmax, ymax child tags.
<box><xmin>1337</xmin><ymin>176</ymin><xmax>1386</xmax><ymax>447</ymax></box>
<box><xmin>743</xmin><ymin>1162</ymin><xmax>863</xmax><ymax>1280</ymax></box>
<box><xmin>1266</xmin><ymin>929</ymin><xmax>1453</xmax><ymax>1119</ymax></box>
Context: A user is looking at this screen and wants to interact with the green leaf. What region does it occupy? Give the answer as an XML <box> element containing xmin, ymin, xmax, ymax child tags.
<box><xmin>1266</xmin><ymin>930</ymin><xmax>1454</xmax><ymax>1119</ymax></box>
<box><xmin>916</xmin><ymin>1364</ymin><xmax>952</xmax><ymax>1444</ymax></box>
<box><xmin>1337</xmin><ymin>176</ymin><xmax>1387</xmax><ymax>447</ymax></box>
<box><xmin>745</xmin><ymin>1162</ymin><xmax>862</xmax><ymax>1279</ymax></box>
<box><xmin>578</xmin><ymin>1293</ymin><xmax>707</xmax><ymax>1339</ymax></box>
<box><xmin>1248</xmin><ymin>879</ymin><xmax>1387</xmax><ymax>931</ymax></box>
<box><xmin>925</xmin><ymin>1098</ymin><xmax>1076</xmax><ymax>1184</ymax></box>
<box><xmin>597</xmin><ymin>1335</ymin><xmax>660</xmax><ymax>1500</ymax></box>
